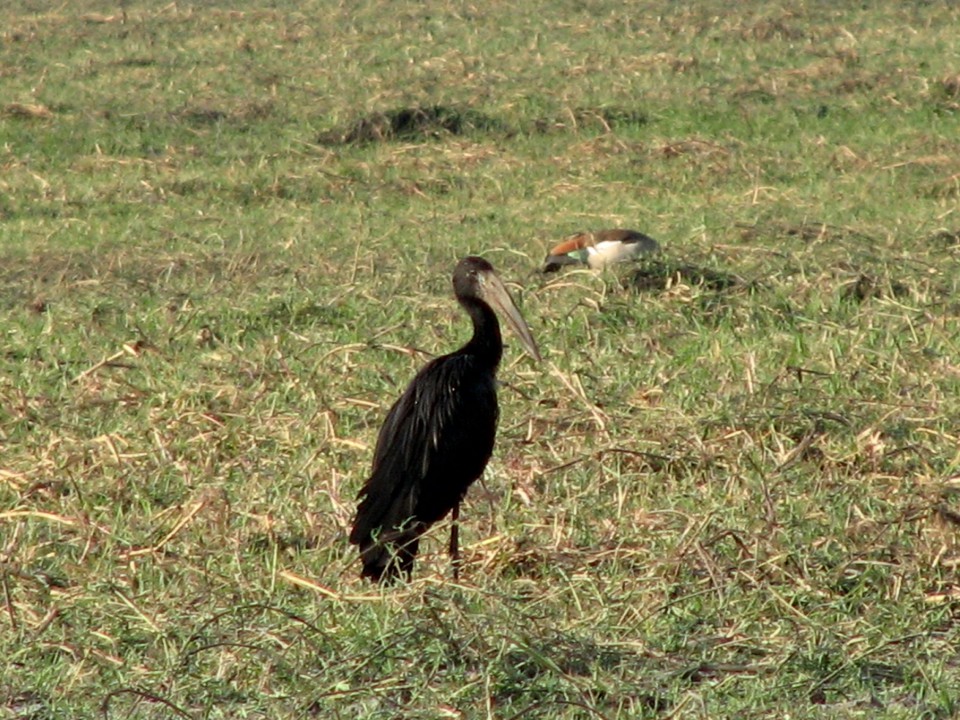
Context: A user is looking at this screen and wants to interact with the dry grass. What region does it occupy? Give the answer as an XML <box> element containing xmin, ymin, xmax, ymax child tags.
<box><xmin>2</xmin><ymin>0</ymin><xmax>960</xmax><ymax>718</ymax></box>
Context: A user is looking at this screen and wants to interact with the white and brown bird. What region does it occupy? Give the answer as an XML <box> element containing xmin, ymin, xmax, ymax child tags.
<box><xmin>541</xmin><ymin>229</ymin><xmax>660</xmax><ymax>273</ymax></box>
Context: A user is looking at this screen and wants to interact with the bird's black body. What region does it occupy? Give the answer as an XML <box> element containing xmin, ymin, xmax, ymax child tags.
<box><xmin>349</xmin><ymin>257</ymin><xmax>539</xmax><ymax>583</ymax></box>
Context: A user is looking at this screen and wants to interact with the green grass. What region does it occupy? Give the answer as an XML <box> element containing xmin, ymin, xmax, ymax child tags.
<box><xmin>3</xmin><ymin>1</ymin><xmax>960</xmax><ymax>717</ymax></box>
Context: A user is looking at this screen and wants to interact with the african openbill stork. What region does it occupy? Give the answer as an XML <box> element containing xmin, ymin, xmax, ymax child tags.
<box><xmin>349</xmin><ymin>256</ymin><xmax>541</xmax><ymax>583</ymax></box>
<box><xmin>541</xmin><ymin>228</ymin><xmax>660</xmax><ymax>272</ymax></box>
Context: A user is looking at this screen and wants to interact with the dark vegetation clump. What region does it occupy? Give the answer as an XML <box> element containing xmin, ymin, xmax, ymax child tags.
<box><xmin>176</xmin><ymin>106</ymin><xmax>228</xmax><ymax>125</ymax></box>
<box><xmin>934</xmin><ymin>73</ymin><xmax>960</xmax><ymax>110</ymax></box>
<box><xmin>737</xmin><ymin>220</ymin><xmax>875</xmax><ymax>244</ymax></box>
<box><xmin>318</xmin><ymin>104</ymin><xmax>513</xmax><ymax>144</ymax></box>
<box><xmin>625</xmin><ymin>260</ymin><xmax>749</xmax><ymax>293</ymax></box>
<box><xmin>929</xmin><ymin>229</ymin><xmax>960</xmax><ymax>248</ymax></box>
<box><xmin>531</xmin><ymin>105</ymin><xmax>649</xmax><ymax>134</ymax></box>
<box><xmin>840</xmin><ymin>273</ymin><xmax>910</xmax><ymax>303</ymax></box>
<box><xmin>318</xmin><ymin>103</ymin><xmax>647</xmax><ymax>145</ymax></box>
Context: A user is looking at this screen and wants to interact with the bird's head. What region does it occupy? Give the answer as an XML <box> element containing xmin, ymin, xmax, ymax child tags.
<box><xmin>454</xmin><ymin>256</ymin><xmax>541</xmax><ymax>362</ymax></box>
<box><xmin>541</xmin><ymin>233</ymin><xmax>592</xmax><ymax>273</ymax></box>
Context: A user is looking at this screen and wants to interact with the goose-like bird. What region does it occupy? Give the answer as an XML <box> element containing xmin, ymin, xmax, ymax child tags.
<box><xmin>541</xmin><ymin>228</ymin><xmax>660</xmax><ymax>272</ymax></box>
<box><xmin>350</xmin><ymin>256</ymin><xmax>541</xmax><ymax>583</ymax></box>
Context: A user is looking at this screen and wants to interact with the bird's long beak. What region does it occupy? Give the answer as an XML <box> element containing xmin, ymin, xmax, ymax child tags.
<box><xmin>480</xmin><ymin>271</ymin><xmax>542</xmax><ymax>362</ymax></box>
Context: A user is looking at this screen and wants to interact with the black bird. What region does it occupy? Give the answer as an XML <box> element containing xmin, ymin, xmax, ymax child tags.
<box><xmin>349</xmin><ymin>256</ymin><xmax>541</xmax><ymax>583</ymax></box>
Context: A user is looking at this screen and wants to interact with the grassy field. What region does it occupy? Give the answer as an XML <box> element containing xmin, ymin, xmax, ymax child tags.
<box><xmin>3</xmin><ymin>1</ymin><xmax>960</xmax><ymax>717</ymax></box>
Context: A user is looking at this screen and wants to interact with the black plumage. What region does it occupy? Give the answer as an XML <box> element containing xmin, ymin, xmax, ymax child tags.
<box><xmin>349</xmin><ymin>256</ymin><xmax>540</xmax><ymax>583</ymax></box>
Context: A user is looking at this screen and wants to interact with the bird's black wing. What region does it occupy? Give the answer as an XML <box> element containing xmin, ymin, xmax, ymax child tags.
<box><xmin>349</xmin><ymin>354</ymin><xmax>472</xmax><ymax>545</ymax></box>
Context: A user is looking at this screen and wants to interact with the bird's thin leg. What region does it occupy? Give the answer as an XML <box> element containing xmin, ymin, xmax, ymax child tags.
<box><xmin>449</xmin><ymin>502</ymin><xmax>460</xmax><ymax>581</ymax></box>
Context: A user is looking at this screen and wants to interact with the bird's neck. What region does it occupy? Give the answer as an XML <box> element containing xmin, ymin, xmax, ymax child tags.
<box><xmin>462</xmin><ymin>298</ymin><xmax>502</xmax><ymax>367</ymax></box>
